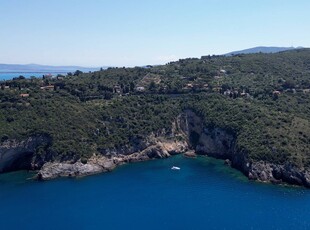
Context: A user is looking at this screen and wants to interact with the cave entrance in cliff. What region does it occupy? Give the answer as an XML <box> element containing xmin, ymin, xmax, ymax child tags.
<box><xmin>7</xmin><ymin>151</ymin><xmax>34</xmax><ymax>172</ymax></box>
<box><xmin>189</xmin><ymin>131</ymin><xmax>200</xmax><ymax>149</ymax></box>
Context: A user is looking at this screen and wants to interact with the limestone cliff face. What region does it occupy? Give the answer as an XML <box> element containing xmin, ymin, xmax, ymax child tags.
<box><xmin>0</xmin><ymin>135</ymin><xmax>51</xmax><ymax>173</ymax></box>
<box><xmin>178</xmin><ymin>110</ymin><xmax>247</xmax><ymax>173</ymax></box>
<box><xmin>248</xmin><ymin>161</ymin><xmax>310</xmax><ymax>187</ymax></box>
<box><xmin>2</xmin><ymin>111</ymin><xmax>310</xmax><ymax>188</ymax></box>
<box><xmin>178</xmin><ymin>110</ymin><xmax>237</xmax><ymax>159</ymax></box>
<box><xmin>178</xmin><ymin>110</ymin><xmax>235</xmax><ymax>157</ymax></box>
<box><xmin>96</xmin><ymin>125</ymin><xmax>186</xmax><ymax>157</ymax></box>
<box><xmin>0</xmin><ymin>121</ymin><xmax>188</xmax><ymax>180</ymax></box>
<box><xmin>179</xmin><ymin>109</ymin><xmax>310</xmax><ymax>188</ymax></box>
<box><xmin>38</xmin><ymin>138</ymin><xmax>188</xmax><ymax>180</ymax></box>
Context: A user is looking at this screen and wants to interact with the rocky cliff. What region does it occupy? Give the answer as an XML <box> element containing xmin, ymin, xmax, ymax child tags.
<box><xmin>179</xmin><ymin>109</ymin><xmax>310</xmax><ymax>188</ymax></box>
<box><xmin>38</xmin><ymin>137</ymin><xmax>188</xmax><ymax>180</ymax></box>
<box><xmin>248</xmin><ymin>161</ymin><xmax>310</xmax><ymax>187</ymax></box>
<box><xmin>0</xmin><ymin>135</ymin><xmax>51</xmax><ymax>172</ymax></box>
<box><xmin>1</xmin><ymin>111</ymin><xmax>310</xmax><ymax>188</ymax></box>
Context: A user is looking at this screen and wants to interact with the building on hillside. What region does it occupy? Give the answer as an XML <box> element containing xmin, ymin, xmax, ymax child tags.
<box><xmin>136</xmin><ymin>86</ymin><xmax>145</xmax><ymax>92</ymax></box>
<box><xmin>220</xmin><ymin>69</ymin><xmax>227</xmax><ymax>74</ymax></box>
<box><xmin>273</xmin><ymin>90</ymin><xmax>281</xmax><ymax>95</ymax></box>
<box><xmin>240</xmin><ymin>90</ymin><xmax>251</xmax><ymax>97</ymax></box>
<box><xmin>203</xmin><ymin>84</ymin><xmax>209</xmax><ymax>89</ymax></box>
<box><xmin>184</xmin><ymin>83</ymin><xmax>193</xmax><ymax>89</ymax></box>
<box><xmin>223</xmin><ymin>89</ymin><xmax>232</xmax><ymax>96</ymax></box>
<box><xmin>20</xmin><ymin>93</ymin><xmax>30</xmax><ymax>98</ymax></box>
<box><xmin>240</xmin><ymin>92</ymin><xmax>251</xmax><ymax>98</ymax></box>
<box><xmin>303</xmin><ymin>89</ymin><xmax>310</xmax><ymax>93</ymax></box>
<box><xmin>40</xmin><ymin>85</ymin><xmax>55</xmax><ymax>90</ymax></box>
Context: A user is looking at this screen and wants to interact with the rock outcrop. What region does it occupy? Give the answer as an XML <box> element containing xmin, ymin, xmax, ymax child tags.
<box><xmin>248</xmin><ymin>161</ymin><xmax>310</xmax><ymax>187</ymax></box>
<box><xmin>37</xmin><ymin>138</ymin><xmax>188</xmax><ymax>180</ymax></box>
<box><xmin>2</xmin><ymin>110</ymin><xmax>310</xmax><ymax>188</ymax></box>
<box><xmin>178</xmin><ymin>110</ymin><xmax>237</xmax><ymax>158</ymax></box>
<box><xmin>179</xmin><ymin>109</ymin><xmax>310</xmax><ymax>188</ymax></box>
<box><xmin>183</xmin><ymin>150</ymin><xmax>197</xmax><ymax>158</ymax></box>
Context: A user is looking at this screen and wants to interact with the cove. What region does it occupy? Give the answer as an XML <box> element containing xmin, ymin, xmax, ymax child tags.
<box><xmin>0</xmin><ymin>155</ymin><xmax>310</xmax><ymax>230</ymax></box>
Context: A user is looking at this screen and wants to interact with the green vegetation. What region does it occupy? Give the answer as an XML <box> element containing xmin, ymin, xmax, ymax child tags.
<box><xmin>1</xmin><ymin>49</ymin><xmax>310</xmax><ymax>167</ymax></box>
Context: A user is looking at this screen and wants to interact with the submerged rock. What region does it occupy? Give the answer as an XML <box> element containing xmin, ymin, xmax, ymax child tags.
<box><xmin>224</xmin><ymin>159</ymin><xmax>231</xmax><ymax>166</ymax></box>
<box><xmin>183</xmin><ymin>151</ymin><xmax>197</xmax><ymax>158</ymax></box>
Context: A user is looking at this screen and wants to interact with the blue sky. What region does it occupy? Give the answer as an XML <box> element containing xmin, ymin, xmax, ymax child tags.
<box><xmin>0</xmin><ymin>0</ymin><xmax>309</xmax><ymax>67</ymax></box>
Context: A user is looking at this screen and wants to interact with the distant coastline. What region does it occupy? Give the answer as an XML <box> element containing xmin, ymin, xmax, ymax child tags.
<box><xmin>0</xmin><ymin>71</ymin><xmax>68</xmax><ymax>73</ymax></box>
<box><xmin>0</xmin><ymin>72</ymin><xmax>67</xmax><ymax>81</ymax></box>
<box><xmin>0</xmin><ymin>63</ymin><xmax>101</xmax><ymax>74</ymax></box>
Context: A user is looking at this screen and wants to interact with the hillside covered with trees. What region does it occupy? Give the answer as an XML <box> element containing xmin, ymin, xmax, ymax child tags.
<box><xmin>1</xmin><ymin>49</ymin><xmax>310</xmax><ymax>185</ymax></box>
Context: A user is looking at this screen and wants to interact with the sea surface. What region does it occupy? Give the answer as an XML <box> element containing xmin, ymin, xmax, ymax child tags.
<box><xmin>0</xmin><ymin>72</ymin><xmax>66</xmax><ymax>81</ymax></box>
<box><xmin>0</xmin><ymin>155</ymin><xmax>310</xmax><ymax>230</ymax></box>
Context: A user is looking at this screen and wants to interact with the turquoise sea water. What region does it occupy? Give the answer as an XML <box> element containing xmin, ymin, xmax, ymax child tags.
<box><xmin>0</xmin><ymin>155</ymin><xmax>310</xmax><ymax>230</ymax></box>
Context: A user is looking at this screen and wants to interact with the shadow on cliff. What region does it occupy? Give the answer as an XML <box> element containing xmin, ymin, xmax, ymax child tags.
<box><xmin>0</xmin><ymin>134</ymin><xmax>52</xmax><ymax>173</ymax></box>
<box><xmin>178</xmin><ymin>109</ymin><xmax>246</xmax><ymax>172</ymax></box>
<box><xmin>179</xmin><ymin>109</ymin><xmax>310</xmax><ymax>188</ymax></box>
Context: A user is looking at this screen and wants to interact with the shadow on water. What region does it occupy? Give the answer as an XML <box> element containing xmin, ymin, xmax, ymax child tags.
<box><xmin>0</xmin><ymin>170</ymin><xmax>35</xmax><ymax>185</ymax></box>
<box><xmin>193</xmin><ymin>155</ymin><xmax>308</xmax><ymax>194</ymax></box>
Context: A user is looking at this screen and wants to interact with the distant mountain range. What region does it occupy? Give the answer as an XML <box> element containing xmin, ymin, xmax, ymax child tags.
<box><xmin>225</xmin><ymin>46</ymin><xmax>304</xmax><ymax>56</ymax></box>
<box><xmin>0</xmin><ymin>47</ymin><xmax>306</xmax><ymax>72</ymax></box>
<box><xmin>0</xmin><ymin>63</ymin><xmax>104</xmax><ymax>73</ymax></box>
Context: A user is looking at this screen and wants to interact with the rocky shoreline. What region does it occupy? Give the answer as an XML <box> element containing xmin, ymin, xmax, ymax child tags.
<box><xmin>178</xmin><ymin>110</ymin><xmax>310</xmax><ymax>188</ymax></box>
<box><xmin>36</xmin><ymin>148</ymin><xmax>310</xmax><ymax>188</ymax></box>
<box><xmin>247</xmin><ymin>161</ymin><xmax>310</xmax><ymax>187</ymax></box>
<box><xmin>37</xmin><ymin>139</ymin><xmax>188</xmax><ymax>180</ymax></box>
<box><xmin>1</xmin><ymin>110</ymin><xmax>310</xmax><ymax>188</ymax></box>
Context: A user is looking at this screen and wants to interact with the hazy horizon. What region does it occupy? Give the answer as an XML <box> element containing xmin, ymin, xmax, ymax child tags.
<box><xmin>0</xmin><ymin>46</ymin><xmax>307</xmax><ymax>68</ymax></box>
<box><xmin>1</xmin><ymin>0</ymin><xmax>309</xmax><ymax>66</ymax></box>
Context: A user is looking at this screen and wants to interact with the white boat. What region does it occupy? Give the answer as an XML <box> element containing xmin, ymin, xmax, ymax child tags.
<box><xmin>171</xmin><ymin>166</ymin><xmax>180</xmax><ymax>170</ymax></box>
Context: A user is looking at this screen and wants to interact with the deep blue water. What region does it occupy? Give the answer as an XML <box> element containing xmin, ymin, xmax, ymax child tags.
<box><xmin>0</xmin><ymin>155</ymin><xmax>310</xmax><ymax>230</ymax></box>
<box><xmin>0</xmin><ymin>72</ymin><xmax>66</xmax><ymax>80</ymax></box>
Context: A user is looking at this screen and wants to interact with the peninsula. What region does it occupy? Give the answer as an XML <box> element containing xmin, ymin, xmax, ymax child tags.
<box><xmin>1</xmin><ymin>49</ymin><xmax>310</xmax><ymax>187</ymax></box>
